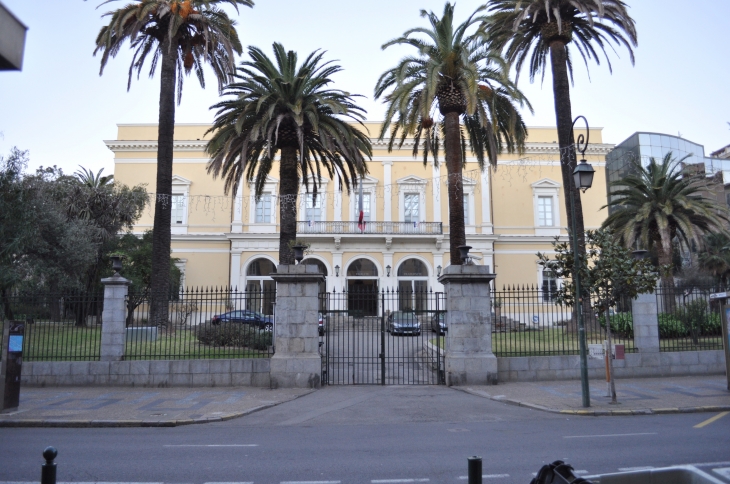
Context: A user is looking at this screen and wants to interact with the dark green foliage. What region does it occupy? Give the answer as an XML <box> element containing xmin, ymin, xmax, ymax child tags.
<box><xmin>598</xmin><ymin>312</ymin><xmax>633</xmax><ymax>338</ymax></box>
<box><xmin>657</xmin><ymin>314</ymin><xmax>686</xmax><ymax>338</ymax></box>
<box><xmin>195</xmin><ymin>322</ymin><xmax>272</xmax><ymax>350</ymax></box>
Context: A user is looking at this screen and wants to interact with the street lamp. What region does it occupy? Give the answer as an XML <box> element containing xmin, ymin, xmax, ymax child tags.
<box><xmin>570</xmin><ymin>115</ymin><xmax>594</xmax><ymax>408</ymax></box>
<box><xmin>334</xmin><ymin>265</ymin><xmax>340</xmax><ymax>277</ymax></box>
<box><xmin>386</xmin><ymin>265</ymin><xmax>391</xmax><ymax>277</ymax></box>
<box><xmin>437</xmin><ymin>265</ymin><xmax>442</xmax><ymax>277</ymax></box>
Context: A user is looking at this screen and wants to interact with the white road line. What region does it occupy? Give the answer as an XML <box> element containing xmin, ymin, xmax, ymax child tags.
<box><xmin>574</xmin><ymin>471</ymin><xmax>588</xmax><ymax>475</ymax></box>
<box><xmin>281</xmin><ymin>481</ymin><xmax>341</xmax><ymax>484</ymax></box>
<box><xmin>458</xmin><ymin>474</ymin><xmax>510</xmax><ymax>480</ymax></box>
<box><xmin>204</xmin><ymin>482</ymin><xmax>254</xmax><ymax>484</ymax></box>
<box><xmin>372</xmin><ymin>480</ymin><xmax>430</xmax><ymax>483</ymax></box>
<box><xmin>563</xmin><ymin>432</ymin><xmax>657</xmax><ymax>438</ymax></box>
<box><xmin>163</xmin><ymin>444</ymin><xmax>258</xmax><ymax>447</ymax></box>
<box><xmin>713</xmin><ymin>468</ymin><xmax>730</xmax><ymax>480</ymax></box>
<box><xmin>618</xmin><ymin>467</ymin><xmax>655</xmax><ymax>472</ymax></box>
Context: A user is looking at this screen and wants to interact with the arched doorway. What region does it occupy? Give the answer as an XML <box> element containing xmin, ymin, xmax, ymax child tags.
<box><xmin>245</xmin><ymin>258</ymin><xmax>276</xmax><ymax>315</ymax></box>
<box><xmin>346</xmin><ymin>258</ymin><xmax>379</xmax><ymax>316</ymax></box>
<box><xmin>397</xmin><ymin>258</ymin><xmax>429</xmax><ymax>312</ymax></box>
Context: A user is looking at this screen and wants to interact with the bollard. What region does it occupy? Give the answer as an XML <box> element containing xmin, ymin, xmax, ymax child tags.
<box><xmin>41</xmin><ymin>447</ymin><xmax>57</xmax><ymax>484</ymax></box>
<box><xmin>468</xmin><ymin>456</ymin><xmax>482</xmax><ymax>484</ymax></box>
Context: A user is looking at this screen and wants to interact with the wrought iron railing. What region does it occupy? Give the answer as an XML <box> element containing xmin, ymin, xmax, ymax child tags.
<box><xmin>297</xmin><ymin>221</ymin><xmax>442</xmax><ymax>235</ymax></box>
<box><xmin>0</xmin><ymin>291</ymin><xmax>104</xmax><ymax>361</ymax></box>
<box><xmin>655</xmin><ymin>285</ymin><xmax>724</xmax><ymax>352</ymax></box>
<box><xmin>125</xmin><ymin>287</ymin><xmax>276</xmax><ymax>360</ymax></box>
<box><xmin>492</xmin><ymin>285</ymin><xmax>636</xmax><ymax>357</ymax></box>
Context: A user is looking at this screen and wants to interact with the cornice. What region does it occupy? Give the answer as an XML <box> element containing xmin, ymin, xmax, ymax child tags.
<box><xmin>104</xmin><ymin>140</ymin><xmax>208</xmax><ymax>152</ymax></box>
<box><xmin>370</xmin><ymin>138</ymin><xmax>613</xmax><ymax>155</ymax></box>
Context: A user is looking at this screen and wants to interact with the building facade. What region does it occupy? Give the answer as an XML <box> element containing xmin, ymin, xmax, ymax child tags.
<box><xmin>108</xmin><ymin>122</ymin><xmax>612</xmax><ymax>312</ymax></box>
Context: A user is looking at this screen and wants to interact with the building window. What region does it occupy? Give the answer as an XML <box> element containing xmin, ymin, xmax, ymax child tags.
<box><xmin>255</xmin><ymin>194</ymin><xmax>272</xmax><ymax>223</ymax></box>
<box><xmin>397</xmin><ymin>258</ymin><xmax>429</xmax><ymax>312</ymax></box>
<box><xmin>305</xmin><ymin>193</ymin><xmax>324</xmax><ymax>221</ymax></box>
<box><xmin>542</xmin><ymin>269</ymin><xmax>558</xmax><ymax>302</ymax></box>
<box><xmin>171</xmin><ymin>194</ymin><xmax>186</xmax><ymax>224</ymax></box>
<box><xmin>354</xmin><ymin>193</ymin><xmax>371</xmax><ymax>222</ymax></box>
<box><xmin>463</xmin><ymin>194</ymin><xmax>469</xmax><ymax>225</ymax></box>
<box><xmin>537</xmin><ymin>196</ymin><xmax>554</xmax><ymax>227</ymax></box>
<box><xmin>404</xmin><ymin>193</ymin><xmax>419</xmax><ymax>223</ymax></box>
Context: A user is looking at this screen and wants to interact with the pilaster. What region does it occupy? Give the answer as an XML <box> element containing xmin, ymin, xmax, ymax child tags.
<box><xmin>100</xmin><ymin>275</ymin><xmax>131</xmax><ymax>362</ymax></box>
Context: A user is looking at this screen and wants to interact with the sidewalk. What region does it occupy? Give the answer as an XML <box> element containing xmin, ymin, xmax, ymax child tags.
<box><xmin>0</xmin><ymin>386</ymin><xmax>313</xmax><ymax>427</ymax></box>
<box><xmin>460</xmin><ymin>375</ymin><xmax>730</xmax><ymax>416</ymax></box>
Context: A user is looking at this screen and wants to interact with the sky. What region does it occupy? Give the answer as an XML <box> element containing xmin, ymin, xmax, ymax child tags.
<box><xmin>1</xmin><ymin>0</ymin><xmax>728</xmax><ymax>176</ymax></box>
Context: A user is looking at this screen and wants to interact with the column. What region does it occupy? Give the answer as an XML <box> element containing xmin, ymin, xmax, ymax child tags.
<box><xmin>480</xmin><ymin>169</ymin><xmax>493</xmax><ymax>235</ymax></box>
<box><xmin>382</xmin><ymin>160</ymin><xmax>392</xmax><ymax>222</ymax></box>
<box><xmin>334</xmin><ymin>190</ymin><xmax>342</xmax><ymax>222</ymax></box>
<box><xmin>631</xmin><ymin>290</ymin><xmax>660</xmax><ymax>353</ymax></box>
<box><xmin>230</xmin><ymin>251</ymin><xmax>242</xmax><ymax>289</ymax></box>
<box><xmin>332</xmin><ymin>250</ymin><xmax>343</xmax><ymax>292</ymax></box>
<box><xmin>100</xmin><ymin>274</ymin><xmax>131</xmax><ymax>362</ymax></box>
<box><xmin>231</xmin><ymin>179</ymin><xmax>244</xmax><ymax>233</ymax></box>
<box><xmin>439</xmin><ymin>265</ymin><xmax>498</xmax><ymax>385</ymax></box>
<box><xmin>270</xmin><ymin>264</ymin><xmax>324</xmax><ymax>388</ymax></box>
<box><xmin>432</xmin><ymin>162</ymin><xmax>441</xmax><ymax>223</ymax></box>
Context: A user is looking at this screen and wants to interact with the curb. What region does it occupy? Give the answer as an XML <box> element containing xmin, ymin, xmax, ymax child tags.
<box><xmin>454</xmin><ymin>387</ymin><xmax>730</xmax><ymax>416</ymax></box>
<box><xmin>0</xmin><ymin>389</ymin><xmax>316</xmax><ymax>428</ymax></box>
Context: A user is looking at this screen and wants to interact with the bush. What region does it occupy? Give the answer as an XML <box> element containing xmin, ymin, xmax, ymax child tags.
<box><xmin>195</xmin><ymin>323</ymin><xmax>272</xmax><ymax>350</ymax></box>
<box><xmin>703</xmin><ymin>312</ymin><xmax>722</xmax><ymax>335</ymax></box>
<box><xmin>598</xmin><ymin>311</ymin><xmax>633</xmax><ymax>338</ymax></box>
<box><xmin>658</xmin><ymin>314</ymin><xmax>686</xmax><ymax>338</ymax></box>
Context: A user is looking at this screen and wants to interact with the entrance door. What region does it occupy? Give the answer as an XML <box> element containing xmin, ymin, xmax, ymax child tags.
<box><xmin>347</xmin><ymin>279</ymin><xmax>378</xmax><ymax>317</ymax></box>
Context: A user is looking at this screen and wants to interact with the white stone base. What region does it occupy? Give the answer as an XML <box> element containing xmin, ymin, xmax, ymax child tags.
<box><xmin>445</xmin><ymin>353</ymin><xmax>498</xmax><ymax>386</ymax></box>
<box><xmin>269</xmin><ymin>354</ymin><xmax>322</xmax><ymax>389</ymax></box>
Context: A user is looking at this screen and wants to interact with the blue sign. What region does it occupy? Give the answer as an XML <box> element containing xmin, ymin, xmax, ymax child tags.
<box><xmin>8</xmin><ymin>335</ymin><xmax>23</xmax><ymax>352</ymax></box>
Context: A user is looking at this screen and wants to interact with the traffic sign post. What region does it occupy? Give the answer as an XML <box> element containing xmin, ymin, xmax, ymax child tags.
<box><xmin>709</xmin><ymin>292</ymin><xmax>730</xmax><ymax>391</ymax></box>
<box><xmin>1</xmin><ymin>321</ymin><xmax>24</xmax><ymax>412</ymax></box>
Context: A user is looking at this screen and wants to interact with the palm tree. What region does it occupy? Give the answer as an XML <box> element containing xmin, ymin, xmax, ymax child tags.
<box><xmin>206</xmin><ymin>43</ymin><xmax>372</xmax><ymax>264</ymax></box>
<box><xmin>375</xmin><ymin>3</ymin><xmax>531</xmax><ymax>266</ymax></box>
<box><xmin>602</xmin><ymin>153</ymin><xmax>730</xmax><ymax>289</ymax></box>
<box><xmin>94</xmin><ymin>0</ymin><xmax>252</xmax><ymax>324</ymax></box>
<box><xmin>75</xmin><ymin>166</ymin><xmax>114</xmax><ymax>188</ymax></box>
<box><xmin>485</xmin><ymin>0</ymin><xmax>637</xmax><ymax>260</ymax></box>
<box><xmin>697</xmin><ymin>233</ymin><xmax>730</xmax><ymax>287</ymax></box>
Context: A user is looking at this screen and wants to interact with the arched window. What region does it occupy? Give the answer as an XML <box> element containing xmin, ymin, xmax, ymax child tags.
<box><xmin>347</xmin><ymin>259</ymin><xmax>378</xmax><ymax>277</ymax></box>
<box><xmin>245</xmin><ymin>258</ymin><xmax>277</xmax><ymax>315</ymax></box>
<box><xmin>397</xmin><ymin>258</ymin><xmax>429</xmax><ymax>312</ymax></box>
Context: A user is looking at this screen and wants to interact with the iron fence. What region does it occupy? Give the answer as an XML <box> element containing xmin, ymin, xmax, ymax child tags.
<box><xmin>655</xmin><ymin>286</ymin><xmax>724</xmax><ymax>352</ymax></box>
<box><xmin>492</xmin><ymin>285</ymin><xmax>636</xmax><ymax>357</ymax></box>
<box><xmin>124</xmin><ymin>287</ymin><xmax>276</xmax><ymax>360</ymax></box>
<box><xmin>319</xmin><ymin>288</ymin><xmax>444</xmax><ymax>385</ymax></box>
<box><xmin>0</xmin><ymin>291</ymin><xmax>103</xmax><ymax>361</ymax></box>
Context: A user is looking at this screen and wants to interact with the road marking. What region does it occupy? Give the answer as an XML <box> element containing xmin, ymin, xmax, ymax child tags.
<box><xmin>372</xmin><ymin>480</ymin><xmax>429</xmax><ymax>483</ymax></box>
<box><xmin>574</xmin><ymin>471</ymin><xmax>588</xmax><ymax>475</ymax></box>
<box><xmin>713</xmin><ymin>468</ymin><xmax>730</xmax><ymax>479</ymax></box>
<box><xmin>281</xmin><ymin>481</ymin><xmax>341</xmax><ymax>484</ymax></box>
<box><xmin>163</xmin><ymin>444</ymin><xmax>258</xmax><ymax>447</ymax></box>
<box><xmin>204</xmin><ymin>482</ymin><xmax>254</xmax><ymax>484</ymax></box>
<box><xmin>619</xmin><ymin>467</ymin><xmax>655</xmax><ymax>472</ymax></box>
<box><xmin>458</xmin><ymin>474</ymin><xmax>510</xmax><ymax>479</ymax></box>
<box><xmin>694</xmin><ymin>412</ymin><xmax>729</xmax><ymax>428</ymax></box>
<box><xmin>564</xmin><ymin>432</ymin><xmax>657</xmax><ymax>438</ymax></box>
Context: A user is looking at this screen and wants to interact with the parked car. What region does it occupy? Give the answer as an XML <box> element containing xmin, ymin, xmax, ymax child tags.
<box><xmin>430</xmin><ymin>311</ymin><xmax>446</xmax><ymax>334</ymax></box>
<box><xmin>318</xmin><ymin>313</ymin><xmax>326</xmax><ymax>336</ymax></box>
<box><xmin>211</xmin><ymin>310</ymin><xmax>273</xmax><ymax>331</ymax></box>
<box><xmin>387</xmin><ymin>311</ymin><xmax>421</xmax><ymax>336</ymax></box>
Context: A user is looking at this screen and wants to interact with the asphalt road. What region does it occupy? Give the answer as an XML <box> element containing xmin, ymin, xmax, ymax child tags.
<box><xmin>2</xmin><ymin>386</ymin><xmax>729</xmax><ymax>484</ymax></box>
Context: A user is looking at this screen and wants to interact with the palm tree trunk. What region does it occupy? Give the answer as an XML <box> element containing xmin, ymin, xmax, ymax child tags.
<box><xmin>443</xmin><ymin>111</ymin><xmax>466</xmax><ymax>266</ymax></box>
<box><xmin>279</xmin><ymin>146</ymin><xmax>299</xmax><ymax>265</ymax></box>
<box><xmin>549</xmin><ymin>41</ymin><xmax>593</xmax><ymax>332</ymax></box>
<box><xmin>149</xmin><ymin>46</ymin><xmax>177</xmax><ymax>327</ymax></box>
<box><xmin>657</xmin><ymin>229</ymin><xmax>676</xmax><ymax>311</ymax></box>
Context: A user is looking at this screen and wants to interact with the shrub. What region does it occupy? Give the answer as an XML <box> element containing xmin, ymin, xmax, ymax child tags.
<box><xmin>598</xmin><ymin>311</ymin><xmax>633</xmax><ymax>338</ymax></box>
<box><xmin>195</xmin><ymin>322</ymin><xmax>271</xmax><ymax>350</ymax></box>
<box><xmin>658</xmin><ymin>314</ymin><xmax>686</xmax><ymax>338</ymax></box>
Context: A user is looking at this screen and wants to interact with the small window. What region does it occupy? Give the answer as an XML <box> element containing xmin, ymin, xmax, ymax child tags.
<box><xmin>305</xmin><ymin>193</ymin><xmax>324</xmax><ymax>221</ymax></box>
<box><xmin>355</xmin><ymin>193</ymin><xmax>371</xmax><ymax>222</ymax></box>
<box><xmin>542</xmin><ymin>269</ymin><xmax>558</xmax><ymax>302</ymax></box>
<box><xmin>537</xmin><ymin>196</ymin><xmax>553</xmax><ymax>227</ymax></box>
<box><xmin>255</xmin><ymin>194</ymin><xmax>272</xmax><ymax>223</ymax></box>
<box><xmin>171</xmin><ymin>194</ymin><xmax>185</xmax><ymax>224</ymax></box>
<box><xmin>404</xmin><ymin>193</ymin><xmax>419</xmax><ymax>223</ymax></box>
<box><xmin>463</xmin><ymin>194</ymin><xmax>469</xmax><ymax>224</ymax></box>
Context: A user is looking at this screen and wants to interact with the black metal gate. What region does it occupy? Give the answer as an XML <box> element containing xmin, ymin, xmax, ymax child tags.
<box><xmin>320</xmin><ymin>289</ymin><xmax>445</xmax><ymax>385</ymax></box>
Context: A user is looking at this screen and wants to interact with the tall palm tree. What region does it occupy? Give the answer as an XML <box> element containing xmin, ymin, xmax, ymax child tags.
<box><xmin>602</xmin><ymin>153</ymin><xmax>730</xmax><ymax>289</ymax></box>
<box><xmin>375</xmin><ymin>3</ymin><xmax>531</xmax><ymax>266</ymax></box>
<box><xmin>485</xmin><ymin>0</ymin><xmax>637</xmax><ymax>260</ymax></box>
<box><xmin>206</xmin><ymin>43</ymin><xmax>372</xmax><ymax>264</ymax></box>
<box><xmin>94</xmin><ymin>0</ymin><xmax>252</xmax><ymax>324</ymax></box>
<box><xmin>698</xmin><ymin>232</ymin><xmax>730</xmax><ymax>287</ymax></box>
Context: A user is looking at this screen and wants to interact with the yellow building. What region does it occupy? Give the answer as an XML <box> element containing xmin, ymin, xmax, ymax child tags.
<box><xmin>108</xmin><ymin>122</ymin><xmax>611</xmax><ymax>301</ymax></box>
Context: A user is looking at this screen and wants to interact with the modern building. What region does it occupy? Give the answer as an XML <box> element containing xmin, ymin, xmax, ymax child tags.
<box><xmin>0</xmin><ymin>2</ymin><xmax>27</xmax><ymax>71</ymax></box>
<box><xmin>108</xmin><ymin>122</ymin><xmax>612</xmax><ymax>312</ymax></box>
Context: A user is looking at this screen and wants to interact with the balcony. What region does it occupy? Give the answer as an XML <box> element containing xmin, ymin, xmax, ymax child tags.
<box><xmin>297</xmin><ymin>221</ymin><xmax>442</xmax><ymax>235</ymax></box>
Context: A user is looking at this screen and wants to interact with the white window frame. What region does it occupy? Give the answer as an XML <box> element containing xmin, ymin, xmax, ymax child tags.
<box><xmin>538</xmin><ymin>264</ymin><xmax>561</xmax><ymax>303</ymax></box>
<box><xmin>348</xmin><ymin>175</ymin><xmax>379</xmax><ymax>222</ymax></box>
<box><xmin>248</xmin><ymin>177</ymin><xmax>278</xmax><ymax>232</ymax></box>
<box><xmin>397</xmin><ymin>175</ymin><xmax>427</xmax><ymax>224</ymax></box>
<box><xmin>170</xmin><ymin>175</ymin><xmax>191</xmax><ymax>235</ymax></box>
<box><xmin>531</xmin><ymin>178</ymin><xmax>561</xmax><ymax>236</ymax></box>
<box><xmin>300</xmin><ymin>176</ymin><xmax>329</xmax><ymax>222</ymax></box>
<box><xmin>174</xmin><ymin>258</ymin><xmax>187</xmax><ymax>296</ymax></box>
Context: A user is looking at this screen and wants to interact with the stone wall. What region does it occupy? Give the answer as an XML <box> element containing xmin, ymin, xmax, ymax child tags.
<box><xmin>497</xmin><ymin>350</ymin><xmax>725</xmax><ymax>382</ymax></box>
<box><xmin>21</xmin><ymin>359</ymin><xmax>271</xmax><ymax>387</ymax></box>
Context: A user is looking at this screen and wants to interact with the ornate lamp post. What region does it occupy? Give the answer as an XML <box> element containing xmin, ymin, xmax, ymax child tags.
<box><xmin>570</xmin><ymin>115</ymin><xmax>595</xmax><ymax>408</ymax></box>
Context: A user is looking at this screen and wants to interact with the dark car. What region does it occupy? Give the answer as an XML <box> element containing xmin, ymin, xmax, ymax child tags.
<box><xmin>318</xmin><ymin>313</ymin><xmax>326</xmax><ymax>336</ymax></box>
<box><xmin>430</xmin><ymin>311</ymin><xmax>446</xmax><ymax>334</ymax></box>
<box><xmin>387</xmin><ymin>311</ymin><xmax>421</xmax><ymax>336</ymax></box>
<box><xmin>211</xmin><ymin>310</ymin><xmax>273</xmax><ymax>331</ymax></box>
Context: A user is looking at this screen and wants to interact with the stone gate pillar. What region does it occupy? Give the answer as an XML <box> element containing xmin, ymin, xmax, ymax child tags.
<box><xmin>631</xmin><ymin>290</ymin><xmax>660</xmax><ymax>353</ymax></box>
<box><xmin>269</xmin><ymin>264</ymin><xmax>324</xmax><ymax>388</ymax></box>
<box><xmin>438</xmin><ymin>265</ymin><xmax>497</xmax><ymax>385</ymax></box>
<box><xmin>100</xmin><ymin>274</ymin><xmax>131</xmax><ymax>362</ymax></box>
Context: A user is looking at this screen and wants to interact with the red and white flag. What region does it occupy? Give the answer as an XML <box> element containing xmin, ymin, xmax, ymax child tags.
<box><xmin>357</xmin><ymin>178</ymin><xmax>365</xmax><ymax>233</ymax></box>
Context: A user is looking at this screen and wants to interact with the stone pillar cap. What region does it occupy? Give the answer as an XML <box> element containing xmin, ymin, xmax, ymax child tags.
<box><xmin>100</xmin><ymin>275</ymin><xmax>131</xmax><ymax>286</ymax></box>
<box><xmin>270</xmin><ymin>264</ymin><xmax>325</xmax><ymax>283</ymax></box>
<box><xmin>438</xmin><ymin>265</ymin><xmax>496</xmax><ymax>284</ymax></box>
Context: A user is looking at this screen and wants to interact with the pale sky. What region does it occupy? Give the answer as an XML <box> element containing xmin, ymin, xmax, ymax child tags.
<box><xmin>1</xmin><ymin>0</ymin><xmax>728</xmax><ymax>176</ymax></box>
